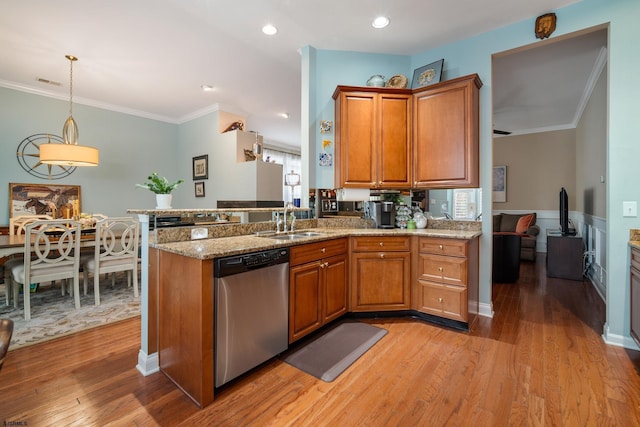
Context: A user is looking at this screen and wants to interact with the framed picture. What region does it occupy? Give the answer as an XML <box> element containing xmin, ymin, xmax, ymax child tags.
<box><xmin>493</xmin><ymin>166</ymin><xmax>507</xmax><ymax>202</ymax></box>
<box><xmin>194</xmin><ymin>181</ymin><xmax>205</xmax><ymax>198</ymax></box>
<box><xmin>411</xmin><ymin>59</ymin><xmax>444</xmax><ymax>89</ymax></box>
<box><xmin>9</xmin><ymin>183</ymin><xmax>81</xmax><ymax>219</ymax></box>
<box><xmin>319</xmin><ymin>153</ymin><xmax>333</xmax><ymax>167</ymax></box>
<box><xmin>192</xmin><ymin>155</ymin><xmax>208</xmax><ymax>180</ymax></box>
<box><xmin>320</xmin><ymin>120</ymin><xmax>333</xmax><ymax>134</ymax></box>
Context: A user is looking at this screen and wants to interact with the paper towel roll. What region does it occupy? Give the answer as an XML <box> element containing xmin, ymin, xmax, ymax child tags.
<box><xmin>336</xmin><ymin>188</ymin><xmax>370</xmax><ymax>201</ymax></box>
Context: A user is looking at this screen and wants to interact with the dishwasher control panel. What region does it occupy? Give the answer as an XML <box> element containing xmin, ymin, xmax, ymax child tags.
<box><xmin>215</xmin><ymin>248</ymin><xmax>289</xmax><ymax>277</ymax></box>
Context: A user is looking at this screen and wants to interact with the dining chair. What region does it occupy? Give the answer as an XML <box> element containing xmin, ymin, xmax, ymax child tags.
<box><xmin>4</xmin><ymin>215</ymin><xmax>54</xmax><ymax>307</ymax></box>
<box><xmin>9</xmin><ymin>214</ymin><xmax>53</xmax><ymax>235</ymax></box>
<box><xmin>9</xmin><ymin>219</ymin><xmax>82</xmax><ymax>320</ymax></box>
<box><xmin>82</xmin><ymin>217</ymin><xmax>140</xmax><ymax>305</ymax></box>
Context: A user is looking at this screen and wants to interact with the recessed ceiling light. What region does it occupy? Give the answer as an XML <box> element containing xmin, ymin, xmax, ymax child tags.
<box><xmin>201</xmin><ymin>84</ymin><xmax>214</xmax><ymax>92</ymax></box>
<box><xmin>262</xmin><ymin>24</ymin><xmax>278</xmax><ymax>36</ymax></box>
<box><xmin>279</xmin><ymin>112</ymin><xmax>289</xmax><ymax>119</ymax></box>
<box><xmin>372</xmin><ymin>16</ymin><xmax>390</xmax><ymax>29</ymax></box>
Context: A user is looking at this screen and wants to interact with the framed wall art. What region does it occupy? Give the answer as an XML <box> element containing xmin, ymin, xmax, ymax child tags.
<box><xmin>9</xmin><ymin>182</ymin><xmax>81</xmax><ymax>219</ymax></box>
<box><xmin>493</xmin><ymin>166</ymin><xmax>507</xmax><ymax>202</ymax></box>
<box><xmin>411</xmin><ymin>59</ymin><xmax>444</xmax><ymax>89</ymax></box>
<box><xmin>194</xmin><ymin>181</ymin><xmax>205</xmax><ymax>198</ymax></box>
<box><xmin>192</xmin><ymin>155</ymin><xmax>208</xmax><ymax>180</ymax></box>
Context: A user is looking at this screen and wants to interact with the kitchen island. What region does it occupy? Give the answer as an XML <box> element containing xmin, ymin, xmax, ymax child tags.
<box><xmin>129</xmin><ymin>209</ymin><xmax>481</xmax><ymax>407</ymax></box>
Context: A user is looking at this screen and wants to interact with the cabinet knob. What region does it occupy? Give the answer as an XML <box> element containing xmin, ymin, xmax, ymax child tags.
<box><xmin>439</xmin><ymin>244</ymin><xmax>444</xmax><ymax>250</ymax></box>
<box><xmin>438</xmin><ymin>297</ymin><xmax>444</xmax><ymax>303</ymax></box>
<box><xmin>380</xmin><ymin>253</ymin><xmax>385</xmax><ymax>259</ymax></box>
<box><xmin>379</xmin><ymin>242</ymin><xmax>384</xmax><ymax>247</ymax></box>
<box><xmin>321</xmin><ymin>248</ymin><xmax>326</xmax><ymax>253</ymax></box>
<box><xmin>325</xmin><ymin>262</ymin><xmax>329</xmax><ymax>268</ymax></box>
<box><xmin>438</xmin><ymin>267</ymin><xmax>444</xmax><ymax>272</ymax></box>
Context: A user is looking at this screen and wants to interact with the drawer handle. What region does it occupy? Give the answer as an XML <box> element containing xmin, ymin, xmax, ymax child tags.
<box><xmin>321</xmin><ymin>248</ymin><xmax>326</xmax><ymax>253</ymax></box>
<box><xmin>380</xmin><ymin>253</ymin><xmax>385</xmax><ymax>259</ymax></box>
<box><xmin>379</xmin><ymin>242</ymin><xmax>384</xmax><ymax>247</ymax></box>
<box><xmin>438</xmin><ymin>297</ymin><xmax>444</xmax><ymax>303</ymax></box>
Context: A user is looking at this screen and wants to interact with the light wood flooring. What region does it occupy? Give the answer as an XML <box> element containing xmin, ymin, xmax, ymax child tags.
<box><xmin>1</xmin><ymin>255</ymin><xmax>639</xmax><ymax>426</ymax></box>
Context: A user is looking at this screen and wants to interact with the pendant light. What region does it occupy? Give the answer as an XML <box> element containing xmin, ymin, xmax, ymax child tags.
<box><xmin>40</xmin><ymin>55</ymin><xmax>99</xmax><ymax>166</ymax></box>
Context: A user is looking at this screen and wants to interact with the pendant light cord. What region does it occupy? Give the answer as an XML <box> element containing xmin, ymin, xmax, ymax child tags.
<box><xmin>66</xmin><ymin>55</ymin><xmax>77</xmax><ymax>117</ymax></box>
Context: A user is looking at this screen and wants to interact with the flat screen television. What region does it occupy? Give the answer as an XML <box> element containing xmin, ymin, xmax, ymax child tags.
<box><xmin>559</xmin><ymin>187</ymin><xmax>576</xmax><ymax>235</ymax></box>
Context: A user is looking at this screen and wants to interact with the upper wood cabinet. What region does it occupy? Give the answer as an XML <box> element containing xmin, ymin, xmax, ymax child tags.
<box><xmin>413</xmin><ymin>74</ymin><xmax>482</xmax><ymax>188</ymax></box>
<box><xmin>333</xmin><ymin>86</ymin><xmax>412</xmax><ymax>189</ymax></box>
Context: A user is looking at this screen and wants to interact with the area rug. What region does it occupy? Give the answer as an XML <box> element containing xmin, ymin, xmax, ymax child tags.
<box><xmin>283</xmin><ymin>321</ymin><xmax>387</xmax><ymax>382</ymax></box>
<box><xmin>0</xmin><ymin>274</ymin><xmax>140</xmax><ymax>350</ymax></box>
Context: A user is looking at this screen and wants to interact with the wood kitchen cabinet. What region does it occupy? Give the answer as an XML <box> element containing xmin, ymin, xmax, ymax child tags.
<box><xmin>413</xmin><ymin>74</ymin><xmax>482</xmax><ymax>188</ymax></box>
<box><xmin>350</xmin><ymin>236</ymin><xmax>411</xmax><ymax>311</ymax></box>
<box><xmin>631</xmin><ymin>246</ymin><xmax>640</xmax><ymax>347</ymax></box>
<box><xmin>413</xmin><ymin>236</ymin><xmax>479</xmax><ymax>327</ymax></box>
<box><xmin>333</xmin><ymin>86</ymin><xmax>412</xmax><ymax>189</ymax></box>
<box><xmin>289</xmin><ymin>238</ymin><xmax>348</xmax><ymax>343</ymax></box>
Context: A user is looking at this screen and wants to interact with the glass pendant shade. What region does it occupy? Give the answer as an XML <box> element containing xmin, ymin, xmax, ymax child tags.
<box><xmin>62</xmin><ymin>115</ymin><xmax>79</xmax><ymax>145</ymax></box>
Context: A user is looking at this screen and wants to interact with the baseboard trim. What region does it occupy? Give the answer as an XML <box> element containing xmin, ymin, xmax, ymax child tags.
<box><xmin>137</xmin><ymin>350</ymin><xmax>160</xmax><ymax>376</ymax></box>
<box><xmin>478</xmin><ymin>302</ymin><xmax>494</xmax><ymax>318</ymax></box>
<box><xmin>602</xmin><ymin>323</ymin><xmax>640</xmax><ymax>350</ymax></box>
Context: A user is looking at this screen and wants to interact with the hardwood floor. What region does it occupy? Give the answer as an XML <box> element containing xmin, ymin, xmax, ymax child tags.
<box><xmin>1</xmin><ymin>255</ymin><xmax>639</xmax><ymax>426</ymax></box>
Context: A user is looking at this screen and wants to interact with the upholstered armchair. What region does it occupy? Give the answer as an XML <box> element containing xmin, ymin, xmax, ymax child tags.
<box><xmin>493</xmin><ymin>213</ymin><xmax>541</xmax><ymax>261</ymax></box>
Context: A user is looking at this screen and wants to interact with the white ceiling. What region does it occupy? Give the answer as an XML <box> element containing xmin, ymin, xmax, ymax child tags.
<box><xmin>0</xmin><ymin>0</ymin><xmax>589</xmax><ymax>148</ymax></box>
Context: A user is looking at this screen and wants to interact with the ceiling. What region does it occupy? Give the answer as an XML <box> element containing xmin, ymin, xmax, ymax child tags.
<box><xmin>0</xmin><ymin>0</ymin><xmax>591</xmax><ymax>149</ymax></box>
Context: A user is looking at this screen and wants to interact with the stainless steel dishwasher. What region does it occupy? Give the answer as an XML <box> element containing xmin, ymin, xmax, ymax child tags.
<box><xmin>214</xmin><ymin>248</ymin><xmax>289</xmax><ymax>388</ymax></box>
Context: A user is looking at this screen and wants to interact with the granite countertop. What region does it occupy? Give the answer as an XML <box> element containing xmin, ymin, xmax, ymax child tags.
<box><xmin>155</xmin><ymin>227</ymin><xmax>482</xmax><ymax>260</ymax></box>
<box><xmin>629</xmin><ymin>229</ymin><xmax>640</xmax><ymax>249</ymax></box>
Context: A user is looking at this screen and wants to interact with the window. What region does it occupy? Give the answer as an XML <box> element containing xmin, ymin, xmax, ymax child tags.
<box><xmin>263</xmin><ymin>148</ymin><xmax>301</xmax><ymax>203</ymax></box>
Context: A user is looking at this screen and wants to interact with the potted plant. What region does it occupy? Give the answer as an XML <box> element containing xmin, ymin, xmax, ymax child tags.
<box><xmin>136</xmin><ymin>172</ymin><xmax>184</xmax><ymax>209</ymax></box>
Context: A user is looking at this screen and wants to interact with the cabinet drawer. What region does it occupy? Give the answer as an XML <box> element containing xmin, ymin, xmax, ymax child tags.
<box><xmin>419</xmin><ymin>237</ymin><xmax>468</xmax><ymax>257</ymax></box>
<box><xmin>416</xmin><ymin>280</ymin><xmax>467</xmax><ymax>322</ymax></box>
<box><xmin>419</xmin><ymin>253</ymin><xmax>467</xmax><ymax>287</ymax></box>
<box><xmin>290</xmin><ymin>238</ymin><xmax>347</xmax><ymax>266</ymax></box>
<box><xmin>351</xmin><ymin>236</ymin><xmax>410</xmax><ymax>252</ymax></box>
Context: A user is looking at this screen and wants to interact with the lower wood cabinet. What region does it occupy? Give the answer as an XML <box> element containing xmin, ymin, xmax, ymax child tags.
<box><xmin>350</xmin><ymin>236</ymin><xmax>411</xmax><ymax>311</ymax></box>
<box><xmin>631</xmin><ymin>246</ymin><xmax>640</xmax><ymax>347</ymax></box>
<box><xmin>413</xmin><ymin>236</ymin><xmax>479</xmax><ymax>326</ymax></box>
<box><xmin>289</xmin><ymin>238</ymin><xmax>348</xmax><ymax>343</ymax></box>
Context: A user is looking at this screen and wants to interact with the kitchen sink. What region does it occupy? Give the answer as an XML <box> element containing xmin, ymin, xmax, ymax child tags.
<box><xmin>258</xmin><ymin>231</ymin><xmax>326</xmax><ymax>240</ymax></box>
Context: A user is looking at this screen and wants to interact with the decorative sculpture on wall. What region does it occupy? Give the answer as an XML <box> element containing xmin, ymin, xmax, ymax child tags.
<box><xmin>223</xmin><ymin>121</ymin><xmax>245</xmax><ymax>133</ymax></box>
<box><xmin>535</xmin><ymin>13</ymin><xmax>557</xmax><ymax>40</ymax></box>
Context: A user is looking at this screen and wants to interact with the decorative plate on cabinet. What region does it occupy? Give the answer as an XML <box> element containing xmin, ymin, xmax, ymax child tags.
<box><xmin>386</xmin><ymin>74</ymin><xmax>408</xmax><ymax>88</ymax></box>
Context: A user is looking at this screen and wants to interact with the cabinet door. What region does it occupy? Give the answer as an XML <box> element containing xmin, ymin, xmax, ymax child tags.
<box><xmin>323</xmin><ymin>254</ymin><xmax>348</xmax><ymax>323</ymax></box>
<box><xmin>631</xmin><ymin>248</ymin><xmax>640</xmax><ymax>346</ymax></box>
<box><xmin>289</xmin><ymin>262</ymin><xmax>322</xmax><ymax>342</ymax></box>
<box><xmin>413</xmin><ymin>75</ymin><xmax>480</xmax><ymax>188</ymax></box>
<box><xmin>378</xmin><ymin>93</ymin><xmax>412</xmax><ymax>188</ymax></box>
<box><xmin>351</xmin><ymin>251</ymin><xmax>411</xmax><ymax>311</ymax></box>
<box><xmin>335</xmin><ymin>91</ymin><xmax>377</xmax><ymax>188</ymax></box>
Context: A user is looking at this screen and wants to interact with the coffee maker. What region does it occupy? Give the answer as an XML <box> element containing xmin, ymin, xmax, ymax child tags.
<box><xmin>369</xmin><ymin>201</ymin><xmax>396</xmax><ymax>228</ymax></box>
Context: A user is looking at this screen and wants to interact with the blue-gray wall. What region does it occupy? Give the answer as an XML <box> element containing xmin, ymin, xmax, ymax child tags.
<box><xmin>0</xmin><ymin>87</ymin><xmax>178</xmax><ymax>221</ymax></box>
<box><xmin>306</xmin><ymin>0</ymin><xmax>640</xmax><ymax>346</ymax></box>
<box><xmin>1</xmin><ymin>0</ymin><xmax>638</xmax><ymax>347</ymax></box>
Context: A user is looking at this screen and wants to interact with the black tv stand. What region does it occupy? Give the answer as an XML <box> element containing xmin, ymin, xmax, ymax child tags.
<box><xmin>547</xmin><ymin>230</ymin><xmax>583</xmax><ymax>281</ymax></box>
<box><xmin>562</xmin><ymin>228</ymin><xmax>577</xmax><ymax>236</ymax></box>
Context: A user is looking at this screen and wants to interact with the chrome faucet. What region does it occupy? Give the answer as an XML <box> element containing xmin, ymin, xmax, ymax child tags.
<box><xmin>289</xmin><ymin>213</ymin><xmax>296</xmax><ymax>232</ymax></box>
<box><xmin>283</xmin><ymin>205</ymin><xmax>290</xmax><ymax>232</ymax></box>
<box><xmin>275</xmin><ymin>212</ymin><xmax>283</xmax><ymax>233</ymax></box>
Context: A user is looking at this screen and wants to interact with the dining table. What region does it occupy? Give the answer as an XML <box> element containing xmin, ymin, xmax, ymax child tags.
<box><xmin>0</xmin><ymin>231</ymin><xmax>97</xmax><ymax>259</ymax></box>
